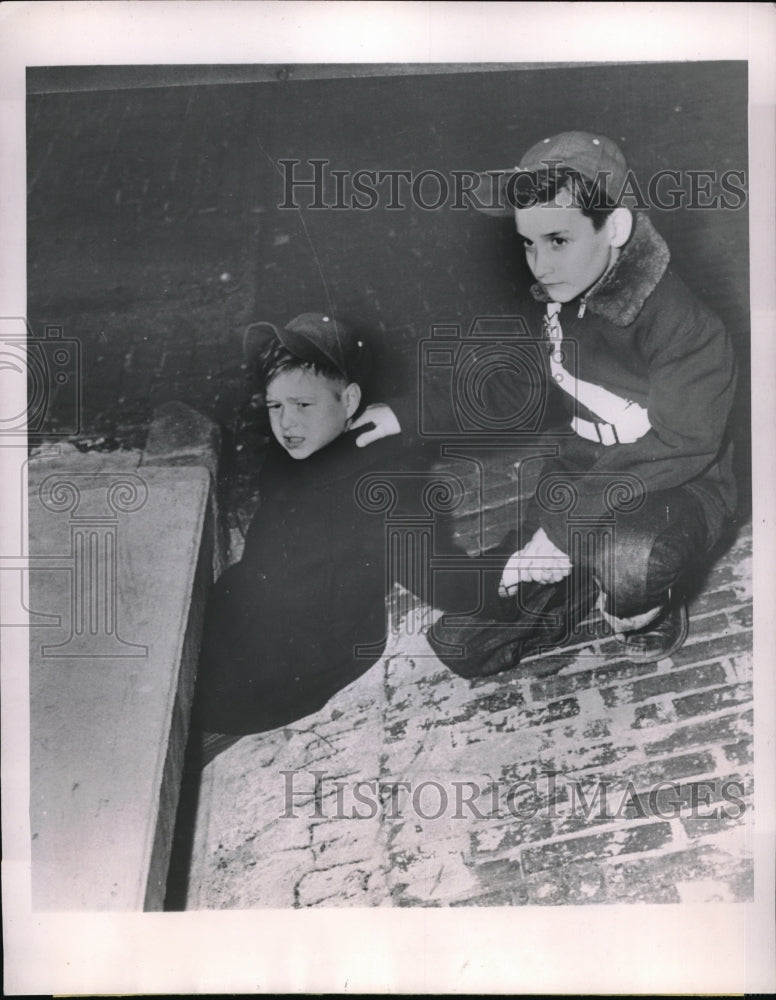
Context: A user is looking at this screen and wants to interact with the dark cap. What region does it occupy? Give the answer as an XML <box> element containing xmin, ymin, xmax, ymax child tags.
<box><xmin>244</xmin><ymin>312</ymin><xmax>369</xmax><ymax>384</ymax></box>
<box><xmin>474</xmin><ymin>131</ymin><xmax>629</xmax><ymax>217</ymax></box>
<box><xmin>517</xmin><ymin>131</ymin><xmax>628</xmax><ymax>194</ymax></box>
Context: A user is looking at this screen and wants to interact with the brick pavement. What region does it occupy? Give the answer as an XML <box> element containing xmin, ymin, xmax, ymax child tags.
<box><xmin>185</xmin><ymin>520</ymin><xmax>753</xmax><ymax>908</ymax></box>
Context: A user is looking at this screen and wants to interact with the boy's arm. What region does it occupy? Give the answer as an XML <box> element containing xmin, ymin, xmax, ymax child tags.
<box><xmin>353</xmin><ymin>357</ymin><xmax>544</xmax><ymax>448</ymax></box>
<box><xmin>353</xmin><ymin>302</ymin><xmax>552</xmax><ymax>449</ymax></box>
<box><xmin>537</xmin><ymin>298</ymin><xmax>737</xmax><ymax>551</ymax></box>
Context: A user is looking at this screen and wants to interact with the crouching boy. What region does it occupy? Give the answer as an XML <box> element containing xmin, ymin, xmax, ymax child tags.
<box><xmin>194</xmin><ymin>313</ymin><xmax>402</xmax><ymax>743</ymax></box>
<box><xmin>365</xmin><ymin>132</ymin><xmax>738</xmax><ymax>675</ymax></box>
<box><xmin>492</xmin><ymin>131</ymin><xmax>738</xmax><ymax>663</ymax></box>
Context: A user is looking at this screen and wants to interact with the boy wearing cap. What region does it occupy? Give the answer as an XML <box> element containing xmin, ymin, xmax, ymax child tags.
<box><xmin>194</xmin><ymin>313</ymin><xmax>404</xmax><ymax>743</ymax></box>
<box><xmin>367</xmin><ymin>131</ymin><xmax>737</xmax><ymax>671</ymax></box>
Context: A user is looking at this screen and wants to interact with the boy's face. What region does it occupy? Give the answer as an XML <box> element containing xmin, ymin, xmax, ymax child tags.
<box><xmin>266</xmin><ymin>367</ymin><xmax>355</xmax><ymax>459</ymax></box>
<box><xmin>514</xmin><ymin>201</ymin><xmax>617</xmax><ymax>303</ymax></box>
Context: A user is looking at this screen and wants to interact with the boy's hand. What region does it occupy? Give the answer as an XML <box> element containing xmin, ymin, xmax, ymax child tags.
<box><xmin>498</xmin><ymin>527</ymin><xmax>572</xmax><ymax>596</ymax></box>
<box><xmin>352</xmin><ymin>404</ymin><xmax>401</xmax><ymax>447</ymax></box>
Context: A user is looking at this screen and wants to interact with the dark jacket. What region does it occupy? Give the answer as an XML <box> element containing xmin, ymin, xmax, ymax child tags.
<box><xmin>525</xmin><ymin>213</ymin><xmax>737</xmax><ymax>551</ymax></box>
<box><xmin>395</xmin><ymin>213</ymin><xmax>737</xmax><ymax>553</ymax></box>
<box><xmin>196</xmin><ymin>430</ymin><xmax>404</xmax><ymax>734</ymax></box>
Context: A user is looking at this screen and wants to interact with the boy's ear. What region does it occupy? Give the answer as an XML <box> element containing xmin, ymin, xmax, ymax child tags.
<box><xmin>607</xmin><ymin>207</ymin><xmax>634</xmax><ymax>248</ymax></box>
<box><xmin>343</xmin><ymin>382</ymin><xmax>362</xmax><ymax>420</ymax></box>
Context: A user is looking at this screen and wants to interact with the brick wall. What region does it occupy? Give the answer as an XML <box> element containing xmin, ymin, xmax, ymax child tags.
<box><xmin>27</xmin><ymin>62</ymin><xmax>749</xmax><ymax>501</ymax></box>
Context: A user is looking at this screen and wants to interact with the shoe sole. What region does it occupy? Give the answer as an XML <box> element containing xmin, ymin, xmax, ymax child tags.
<box><xmin>617</xmin><ymin>605</ymin><xmax>689</xmax><ymax>664</ymax></box>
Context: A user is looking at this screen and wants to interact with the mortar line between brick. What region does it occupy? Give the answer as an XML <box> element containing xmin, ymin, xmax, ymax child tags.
<box><xmin>490</xmin><ymin>810</ymin><xmax>751</xmax><ymax>881</ymax></box>
<box><xmin>690</xmin><ymin>601</ymin><xmax>752</xmax><ymax>620</ymax></box>
<box><xmin>562</xmin><ymin>762</ymin><xmax>749</xmax><ymax>789</ymax></box>
<box><xmin>520</xmin><ymin>624</ymin><xmax>753</xmax><ymax>672</ymax></box>
<box><xmin>591</xmin><ymin>837</ymin><xmax>738</xmax><ymax>871</ymax></box>
<box><xmin>575</xmin><ymin>670</ymin><xmax>735</xmax><ymax>701</ymax></box>
<box><xmin>670</xmin><ymin>631</ymin><xmax>752</xmax><ymax>657</ymax></box>
<box><xmin>503</xmin><ymin>813</ymin><xmax>674</xmax><ymax>853</ymax></box>
<box><xmin>515</xmin><ymin>695</ymin><xmax>754</xmax><ymax>744</ymax></box>
<box><xmin>628</xmin><ymin>705</ymin><xmax>752</xmax><ymax>742</ymax></box>
<box><xmin>605</xmin><ymin>679</ymin><xmax>752</xmax><ymax>713</ymax></box>
<box><xmin>504</xmin><ymin>772</ymin><xmax>746</xmax><ymax>836</ymax></box>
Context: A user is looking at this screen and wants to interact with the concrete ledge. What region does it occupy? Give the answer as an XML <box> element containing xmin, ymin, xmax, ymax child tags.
<box><xmin>29</xmin><ymin>462</ymin><xmax>212</xmax><ymax>910</ymax></box>
<box><xmin>141</xmin><ymin>400</ymin><xmax>228</xmax><ymax>576</ymax></box>
<box><xmin>142</xmin><ymin>401</ymin><xmax>220</xmax><ymax>482</ymax></box>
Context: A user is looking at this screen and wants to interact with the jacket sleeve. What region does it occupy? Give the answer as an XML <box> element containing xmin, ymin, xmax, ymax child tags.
<box><xmin>389</xmin><ymin>348</ymin><xmax>557</xmax><ymax>446</ymax></box>
<box><xmin>538</xmin><ymin>287</ymin><xmax>737</xmax><ymax>552</ymax></box>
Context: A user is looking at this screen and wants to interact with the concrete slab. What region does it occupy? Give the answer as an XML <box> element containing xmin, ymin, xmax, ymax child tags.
<box><xmin>142</xmin><ymin>401</ymin><xmax>220</xmax><ymax>483</ymax></box>
<box><xmin>28</xmin><ymin>445</ymin><xmax>143</xmax><ymax>470</ymax></box>
<box><xmin>29</xmin><ymin>463</ymin><xmax>212</xmax><ymax>910</ymax></box>
<box><xmin>142</xmin><ymin>400</ymin><xmax>228</xmax><ymax>574</ymax></box>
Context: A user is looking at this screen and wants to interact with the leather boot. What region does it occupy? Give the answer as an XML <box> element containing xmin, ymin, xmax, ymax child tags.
<box><xmin>615</xmin><ymin>601</ymin><xmax>689</xmax><ymax>663</ymax></box>
<box><xmin>429</xmin><ymin>571</ymin><xmax>599</xmax><ymax>679</ymax></box>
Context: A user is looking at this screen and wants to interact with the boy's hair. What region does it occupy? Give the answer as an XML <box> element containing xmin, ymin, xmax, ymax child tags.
<box><xmin>256</xmin><ymin>335</ymin><xmax>368</xmax><ymax>418</ymax></box>
<box><xmin>258</xmin><ymin>336</ymin><xmax>348</xmax><ymax>392</ymax></box>
<box><xmin>509</xmin><ymin>165</ymin><xmax>616</xmax><ymax>231</ymax></box>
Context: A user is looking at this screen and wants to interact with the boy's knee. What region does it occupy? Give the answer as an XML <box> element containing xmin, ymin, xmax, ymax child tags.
<box><xmin>600</xmin><ymin>496</ymin><xmax>710</xmax><ymax>618</ymax></box>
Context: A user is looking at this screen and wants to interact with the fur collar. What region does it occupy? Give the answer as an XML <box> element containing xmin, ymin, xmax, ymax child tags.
<box><xmin>530</xmin><ymin>213</ymin><xmax>671</xmax><ymax>327</ymax></box>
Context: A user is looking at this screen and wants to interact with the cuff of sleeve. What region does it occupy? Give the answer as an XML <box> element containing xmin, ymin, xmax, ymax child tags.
<box><xmin>536</xmin><ymin>507</ymin><xmax>572</xmax><ymax>555</ymax></box>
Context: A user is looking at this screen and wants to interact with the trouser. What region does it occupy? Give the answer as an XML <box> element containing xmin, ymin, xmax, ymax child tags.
<box><xmin>428</xmin><ymin>482</ymin><xmax>716</xmax><ymax>679</ymax></box>
<box><xmin>583</xmin><ymin>485</ymin><xmax>711</xmax><ymax>620</ymax></box>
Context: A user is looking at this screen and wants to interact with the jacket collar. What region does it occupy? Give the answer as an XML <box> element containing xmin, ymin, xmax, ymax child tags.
<box><xmin>268</xmin><ymin>426</ymin><xmax>399</xmax><ymax>487</ymax></box>
<box><xmin>530</xmin><ymin>212</ymin><xmax>671</xmax><ymax>327</ymax></box>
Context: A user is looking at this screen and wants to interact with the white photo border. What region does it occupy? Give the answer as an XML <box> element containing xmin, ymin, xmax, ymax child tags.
<box><xmin>2</xmin><ymin>2</ymin><xmax>774</xmax><ymax>995</ymax></box>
